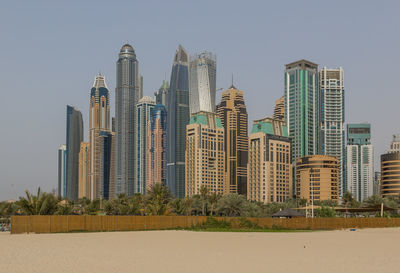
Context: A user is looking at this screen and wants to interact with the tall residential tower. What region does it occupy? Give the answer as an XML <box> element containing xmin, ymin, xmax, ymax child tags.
<box><xmin>320</xmin><ymin>67</ymin><xmax>345</xmax><ymax>196</ymax></box>
<box><xmin>166</xmin><ymin>45</ymin><xmax>190</xmax><ymax>198</ymax></box>
<box><xmin>346</xmin><ymin>123</ymin><xmax>373</xmax><ymax>201</ymax></box>
<box><xmin>216</xmin><ymin>85</ymin><xmax>248</xmax><ymax>195</ymax></box>
<box><xmin>115</xmin><ymin>43</ymin><xmax>140</xmax><ymax>196</ymax></box>
<box><xmin>89</xmin><ymin>74</ymin><xmax>110</xmax><ymax>199</ymax></box>
<box><xmin>189</xmin><ymin>51</ymin><xmax>216</xmax><ymax>114</ymax></box>
<box><xmin>65</xmin><ymin>105</ymin><xmax>83</xmax><ymax>200</ymax></box>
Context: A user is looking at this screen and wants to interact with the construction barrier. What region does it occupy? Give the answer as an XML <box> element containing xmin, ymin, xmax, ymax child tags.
<box><xmin>10</xmin><ymin>216</ymin><xmax>400</xmax><ymax>234</ymax></box>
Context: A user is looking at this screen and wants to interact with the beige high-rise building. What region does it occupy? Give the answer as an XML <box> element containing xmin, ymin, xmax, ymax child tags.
<box><xmin>381</xmin><ymin>135</ymin><xmax>400</xmax><ymax>198</ymax></box>
<box><xmin>296</xmin><ymin>155</ymin><xmax>339</xmax><ymax>202</ymax></box>
<box><xmin>216</xmin><ymin>85</ymin><xmax>248</xmax><ymax>195</ymax></box>
<box><xmin>89</xmin><ymin>74</ymin><xmax>110</xmax><ymax>200</ymax></box>
<box><xmin>273</xmin><ymin>96</ymin><xmax>284</xmax><ymax>121</ymax></box>
<box><xmin>185</xmin><ymin>111</ymin><xmax>227</xmax><ymax>196</ymax></box>
<box><xmin>78</xmin><ymin>142</ymin><xmax>90</xmax><ymax>199</ymax></box>
<box><xmin>247</xmin><ymin>117</ymin><xmax>292</xmax><ymax>203</ymax></box>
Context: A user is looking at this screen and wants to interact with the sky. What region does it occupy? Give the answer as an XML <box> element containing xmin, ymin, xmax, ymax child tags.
<box><xmin>0</xmin><ymin>0</ymin><xmax>399</xmax><ymax>201</ymax></box>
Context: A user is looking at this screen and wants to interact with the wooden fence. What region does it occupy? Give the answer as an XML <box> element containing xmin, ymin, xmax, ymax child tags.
<box><xmin>10</xmin><ymin>216</ymin><xmax>400</xmax><ymax>234</ymax></box>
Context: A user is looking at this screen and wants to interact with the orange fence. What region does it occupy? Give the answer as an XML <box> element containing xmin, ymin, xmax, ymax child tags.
<box><xmin>10</xmin><ymin>216</ymin><xmax>400</xmax><ymax>234</ymax></box>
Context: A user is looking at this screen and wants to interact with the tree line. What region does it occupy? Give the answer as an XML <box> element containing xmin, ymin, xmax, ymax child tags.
<box><xmin>1</xmin><ymin>184</ymin><xmax>400</xmax><ymax>218</ymax></box>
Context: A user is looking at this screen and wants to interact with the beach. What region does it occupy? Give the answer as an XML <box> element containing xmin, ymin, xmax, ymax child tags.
<box><xmin>0</xmin><ymin>228</ymin><xmax>399</xmax><ymax>273</ymax></box>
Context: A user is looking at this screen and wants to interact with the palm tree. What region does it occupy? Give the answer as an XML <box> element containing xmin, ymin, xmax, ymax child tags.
<box><xmin>216</xmin><ymin>194</ymin><xmax>246</xmax><ymax>217</ymax></box>
<box><xmin>17</xmin><ymin>187</ymin><xmax>58</xmax><ymax>215</ymax></box>
<box><xmin>184</xmin><ymin>197</ymin><xmax>193</xmax><ymax>216</ymax></box>
<box><xmin>146</xmin><ymin>183</ymin><xmax>172</xmax><ymax>215</ymax></box>
<box><xmin>169</xmin><ymin>198</ymin><xmax>186</xmax><ymax>215</ymax></box>
<box><xmin>208</xmin><ymin>192</ymin><xmax>220</xmax><ymax>216</ymax></box>
<box><xmin>199</xmin><ymin>185</ymin><xmax>209</xmax><ymax>216</ymax></box>
<box><xmin>343</xmin><ymin>191</ymin><xmax>353</xmax><ymax>208</ymax></box>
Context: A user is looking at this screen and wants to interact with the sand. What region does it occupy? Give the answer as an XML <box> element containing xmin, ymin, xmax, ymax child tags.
<box><xmin>0</xmin><ymin>228</ymin><xmax>399</xmax><ymax>273</ymax></box>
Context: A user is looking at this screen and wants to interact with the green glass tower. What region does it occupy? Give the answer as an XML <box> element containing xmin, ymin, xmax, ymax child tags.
<box><xmin>284</xmin><ymin>60</ymin><xmax>320</xmax><ymax>195</ymax></box>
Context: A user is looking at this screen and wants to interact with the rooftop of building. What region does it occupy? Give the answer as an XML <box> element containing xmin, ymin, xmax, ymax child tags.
<box><xmin>285</xmin><ymin>59</ymin><xmax>318</xmax><ymax>70</ymax></box>
<box><xmin>174</xmin><ymin>45</ymin><xmax>189</xmax><ymax>64</ymax></box>
<box><xmin>250</xmin><ymin>117</ymin><xmax>288</xmax><ymax>137</ymax></box>
<box><xmin>92</xmin><ymin>73</ymin><xmax>108</xmax><ymax>89</ymax></box>
<box><xmin>189</xmin><ymin>111</ymin><xmax>222</xmax><ymax>128</ymax></box>
<box><xmin>138</xmin><ymin>96</ymin><xmax>155</xmax><ymax>104</ymax></box>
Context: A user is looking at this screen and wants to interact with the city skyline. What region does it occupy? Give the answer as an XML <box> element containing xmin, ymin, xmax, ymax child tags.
<box><xmin>1</xmin><ymin>1</ymin><xmax>400</xmax><ymax>201</ymax></box>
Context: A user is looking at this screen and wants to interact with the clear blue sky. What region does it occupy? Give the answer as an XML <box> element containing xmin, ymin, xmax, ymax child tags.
<box><xmin>1</xmin><ymin>0</ymin><xmax>399</xmax><ymax>200</ymax></box>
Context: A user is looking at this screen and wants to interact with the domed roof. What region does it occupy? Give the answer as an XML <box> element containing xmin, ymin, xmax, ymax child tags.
<box><xmin>120</xmin><ymin>43</ymin><xmax>135</xmax><ymax>53</ymax></box>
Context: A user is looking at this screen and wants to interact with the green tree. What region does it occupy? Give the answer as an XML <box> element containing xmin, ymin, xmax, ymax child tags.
<box><xmin>208</xmin><ymin>192</ymin><xmax>220</xmax><ymax>216</ymax></box>
<box><xmin>169</xmin><ymin>198</ymin><xmax>186</xmax><ymax>215</ymax></box>
<box><xmin>17</xmin><ymin>188</ymin><xmax>58</xmax><ymax>215</ymax></box>
<box><xmin>216</xmin><ymin>194</ymin><xmax>246</xmax><ymax>217</ymax></box>
<box><xmin>146</xmin><ymin>183</ymin><xmax>172</xmax><ymax>215</ymax></box>
<box><xmin>316</xmin><ymin>206</ymin><xmax>336</xmax><ymax>217</ymax></box>
<box><xmin>199</xmin><ymin>185</ymin><xmax>209</xmax><ymax>216</ymax></box>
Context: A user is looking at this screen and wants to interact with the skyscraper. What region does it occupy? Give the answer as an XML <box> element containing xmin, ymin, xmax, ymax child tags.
<box><xmin>65</xmin><ymin>105</ymin><xmax>83</xmax><ymax>200</ymax></box>
<box><xmin>97</xmin><ymin>131</ymin><xmax>115</xmax><ymax>200</ymax></box>
<box><xmin>185</xmin><ymin>111</ymin><xmax>227</xmax><ymax>196</ymax></box>
<box><xmin>115</xmin><ymin>43</ymin><xmax>140</xmax><ymax>196</ymax></box>
<box><xmin>284</xmin><ymin>60</ymin><xmax>320</xmax><ymax>163</ymax></box>
<box><xmin>346</xmin><ymin>123</ymin><xmax>373</xmax><ymax>202</ymax></box>
<box><xmin>247</xmin><ymin>117</ymin><xmax>292</xmax><ymax>203</ymax></box>
<box><xmin>166</xmin><ymin>45</ymin><xmax>190</xmax><ymax>198</ymax></box>
<box><xmin>135</xmin><ymin>96</ymin><xmax>155</xmax><ymax>194</ymax></box>
<box><xmin>216</xmin><ymin>85</ymin><xmax>248</xmax><ymax>195</ymax></box>
<box><xmin>381</xmin><ymin>134</ymin><xmax>400</xmax><ymax>198</ymax></box>
<box><xmin>155</xmin><ymin>80</ymin><xmax>169</xmax><ymax>106</ymax></box>
<box><xmin>146</xmin><ymin>104</ymin><xmax>167</xmax><ymax>192</ymax></box>
<box><xmin>189</xmin><ymin>51</ymin><xmax>216</xmax><ymax>114</ymax></box>
<box><xmin>78</xmin><ymin>142</ymin><xmax>90</xmax><ymax>199</ymax></box>
<box><xmin>89</xmin><ymin>74</ymin><xmax>110</xmax><ymax>200</ymax></box>
<box><xmin>320</xmin><ymin>67</ymin><xmax>345</xmax><ymax>196</ymax></box>
<box><xmin>273</xmin><ymin>96</ymin><xmax>284</xmax><ymax>121</ymax></box>
<box><xmin>58</xmin><ymin>144</ymin><xmax>67</xmax><ymax>198</ymax></box>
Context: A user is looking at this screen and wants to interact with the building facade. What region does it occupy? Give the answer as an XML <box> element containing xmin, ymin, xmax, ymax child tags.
<box><xmin>185</xmin><ymin>112</ymin><xmax>227</xmax><ymax>196</ymax></box>
<box><xmin>284</xmin><ymin>60</ymin><xmax>320</xmax><ymax>163</ymax></box>
<box><xmin>115</xmin><ymin>43</ymin><xmax>140</xmax><ymax>196</ymax></box>
<box><xmin>65</xmin><ymin>105</ymin><xmax>83</xmax><ymax>200</ymax></box>
<box><xmin>155</xmin><ymin>80</ymin><xmax>169</xmax><ymax>106</ymax></box>
<box><xmin>381</xmin><ymin>135</ymin><xmax>400</xmax><ymax>198</ymax></box>
<box><xmin>166</xmin><ymin>45</ymin><xmax>190</xmax><ymax>198</ymax></box>
<box><xmin>319</xmin><ymin>67</ymin><xmax>345</xmax><ymax>196</ymax></box>
<box><xmin>374</xmin><ymin>172</ymin><xmax>381</xmax><ymax>196</ymax></box>
<box><xmin>216</xmin><ymin>85</ymin><xmax>248</xmax><ymax>195</ymax></box>
<box><xmin>89</xmin><ymin>74</ymin><xmax>110</xmax><ymax>200</ymax></box>
<box><xmin>296</xmin><ymin>155</ymin><xmax>339</xmax><ymax>202</ymax></box>
<box><xmin>273</xmin><ymin>96</ymin><xmax>284</xmax><ymax>121</ymax></box>
<box><xmin>189</xmin><ymin>51</ymin><xmax>216</xmax><ymax>114</ymax></box>
<box><xmin>146</xmin><ymin>104</ymin><xmax>167</xmax><ymax>192</ymax></box>
<box><xmin>78</xmin><ymin>142</ymin><xmax>90</xmax><ymax>199</ymax></box>
<box><xmin>247</xmin><ymin>117</ymin><xmax>292</xmax><ymax>203</ymax></box>
<box><xmin>97</xmin><ymin>131</ymin><xmax>115</xmax><ymax>200</ymax></box>
<box><xmin>135</xmin><ymin>96</ymin><xmax>155</xmax><ymax>194</ymax></box>
<box><xmin>346</xmin><ymin>123</ymin><xmax>373</xmax><ymax>202</ymax></box>
<box><xmin>58</xmin><ymin>144</ymin><xmax>67</xmax><ymax>198</ymax></box>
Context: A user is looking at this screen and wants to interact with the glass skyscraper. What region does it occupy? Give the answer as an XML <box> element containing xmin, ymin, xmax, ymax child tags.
<box><xmin>320</xmin><ymin>67</ymin><xmax>345</xmax><ymax>196</ymax></box>
<box><xmin>155</xmin><ymin>80</ymin><xmax>169</xmax><ymax>106</ymax></box>
<box><xmin>166</xmin><ymin>45</ymin><xmax>190</xmax><ymax>198</ymax></box>
<box><xmin>115</xmin><ymin>43</ymin><xmax>140</xmax><ymax>196</ymax></box>
<box><xmin>284</xmin><ymin>60</ymin><xmax>319</xmax><ymax>196</ymax></box>
<box><xmin>284</xmin><ymin>59</ymin><xmax>320</xmax><ymax>163</ymax></box>
<box><xmin>65</xmin><ymin>105</ymin><xmax>83</xmax><ymax>200</ymax></box>
<box><xmin>189</xmin><ymin>51</ymin><xmax>216</xmax><ymax>114</ymax></box>
<box><xmin>135</xmin><ymin>96</ymin><xmax>155</xmax><ymax>194</ymax></box>
<box><xmin>346</xmin><ymin>123</ymin><xmax>373</xmax><ymax>201</ymax></box>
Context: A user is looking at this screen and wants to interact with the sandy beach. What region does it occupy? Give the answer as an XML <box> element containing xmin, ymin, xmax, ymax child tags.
<box><xmin>1</xmin><ymin>228</ymin><xmax>399</xmax><ymax>273</ymax></box>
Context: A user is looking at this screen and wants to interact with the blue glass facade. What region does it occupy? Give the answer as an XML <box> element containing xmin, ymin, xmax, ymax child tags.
<box><xmin>166</xmin><ymin>45</ymin><xmax>190</xmax><ymax>198</ymax></box>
